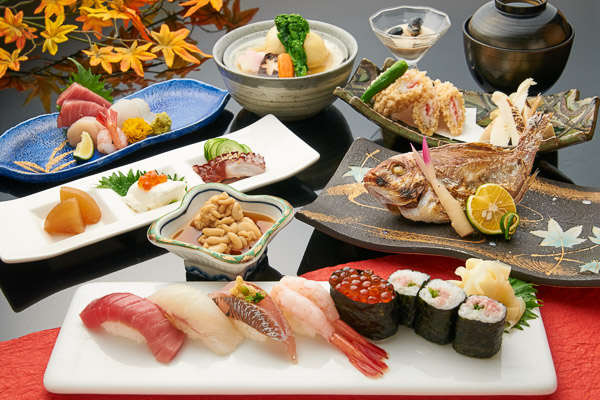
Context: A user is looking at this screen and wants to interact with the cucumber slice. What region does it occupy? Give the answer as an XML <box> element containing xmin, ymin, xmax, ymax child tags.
<box><xmin>215</xmin><ymin>139</ymin><xmax>245</xmax><ymax>156</ymax></box>
<box><xmin>240</xmin><ymin>144</ymin><xmax>252</xmax><ymax>153</ymax></box>
<box><xmin>204</xmin><ymin>137</ymin><xmax>226</xmax><ymax>161</ymax></box>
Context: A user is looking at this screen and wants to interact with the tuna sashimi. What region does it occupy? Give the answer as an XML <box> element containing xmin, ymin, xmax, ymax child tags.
<box><xmin>79</xmin><ymin>292</ymin><xmax>185</xmax><ymax>363</ymax></box>
<box><xmin>57</xmin><ymin>100</ymin><xmax>107</xmax><ymax>128</ymax></box>
<box><xmin>57</xmin><ymin>82</ymin><xmax>112</xmax><ymax>109</ymax></box>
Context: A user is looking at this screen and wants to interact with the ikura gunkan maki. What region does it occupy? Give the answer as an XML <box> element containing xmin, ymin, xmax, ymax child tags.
<box><xmin>413</xmin><ymin>279</ymin><xmax>466</xmax><ymax>344</ymax></box>
<box><xmin>328</xmin><ymin>267</ymin><xmax>398</xmax><ymax>341</ymax></box>
<box><xmin>453</xmin><ymin>295</ymin><xmax>507</xmax><ymax>358</ymax></box>
<box><xmin>388</xmin><ymin>269</ymin><xmax>430</xmax><ymax>328</ymax></box>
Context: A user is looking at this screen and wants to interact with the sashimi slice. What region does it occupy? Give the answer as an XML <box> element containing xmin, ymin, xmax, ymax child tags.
<box><xmin>57</xmin><ymin>100</ymin><xmax>107</xmax><ymax>128</ymax></box>
<box><xmin>57</xmin><ymin>82</ymin><xmax>112</xmax><ymax>109</ymax></box>
<box><xmin>210</xmin><ymin>278</ymin><xmax>297</xmax><ymax>363</ymax></box>
<box><xmin>147</xmin><ymin>284</ymin><xmax>243</xmax><ymax>355</ymax></box>
<box><xmin>79</xmin><ymin>292</ymin><xmax>185</xmax><ymax>363</ymax></box>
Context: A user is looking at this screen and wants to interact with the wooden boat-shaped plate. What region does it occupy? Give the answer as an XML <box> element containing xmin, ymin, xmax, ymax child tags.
<box><xmin>296</xmin><ymin>138</ymin><xmax>600</xmax><ymax>287</ymax></box>
<box><xmin>334</xmin><ymin>58</ymin><xmax>599</xmax><ymax>152</ymax></box>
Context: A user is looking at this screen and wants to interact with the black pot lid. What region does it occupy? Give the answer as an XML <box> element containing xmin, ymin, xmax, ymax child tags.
<box><xmin>468</xmin><ymin>0</ymin><xmax>572</xmax><ymax>49</ymax></box>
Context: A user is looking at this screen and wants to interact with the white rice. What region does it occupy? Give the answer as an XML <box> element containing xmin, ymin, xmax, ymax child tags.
<box><xmin>419</xmin><ymin>279</ymin><xmax>466</xmax><ymax>310</ymax></box>
<box><xmin>101</xmin><ymin>321</ymin><xmax>146</xmax><ymax>344</ymax></box>
<box><xmin>458</xmin><ymin>295</ymin><xmax>506</xmax><ymax>323</ymax></box>
<box><xmin>389</xmin><ymin>269</ymin><xmax>430</xmax><ymax>296</ymax></box>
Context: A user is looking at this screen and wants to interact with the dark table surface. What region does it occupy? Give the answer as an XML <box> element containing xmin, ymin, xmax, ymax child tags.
<box><xmin>1</xmin><ymin>0</ymin><xmax>599</xmax><ymax>341</ymax></box>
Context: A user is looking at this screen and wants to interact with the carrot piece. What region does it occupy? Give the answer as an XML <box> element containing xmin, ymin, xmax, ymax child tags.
<box><xmin>278</xmin><ymin>53</ymin><xmax>294</xmax><ymax>78</ymax></box>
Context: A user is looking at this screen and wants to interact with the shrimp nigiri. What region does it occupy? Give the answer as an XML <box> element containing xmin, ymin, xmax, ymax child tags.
<box><xmin>96</xmin><ymin>108</ymin><xmax>128</xmax><ymax>154</ymax></box>
<box><xmin>270</xmin><ymin>276</ymin><xmax>389</xmax><ymax>378</ymax></box>
<box><xmin>210</xmin><ymin>277</ymin><xmax>297</xmax><ymax>363</ymax></box>
<box><xmin>147</xmin><ymin>284</ymin><xmax>243</xmax><ymax>355</ymax></box>
<box><xmin>79</xmin><ymin>292</ymin><xmax>185</xmax><ymax>363</ymax></box>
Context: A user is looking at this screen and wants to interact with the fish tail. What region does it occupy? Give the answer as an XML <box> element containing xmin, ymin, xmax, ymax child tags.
<box><xmin>513</xmin><ymin>170</ymin><xmax>538</xmax><ymax>204</ymax></box>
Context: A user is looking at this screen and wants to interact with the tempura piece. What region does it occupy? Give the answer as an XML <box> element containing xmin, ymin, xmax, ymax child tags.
<box><xmin>372</xmin><ymin>69</ymin><xmax>429</xmax><ymax>117</ymax></box>
<box><xmin>436</xmin><ymin>80</ymin><xmax>466</xmax><ymax>136</ymax></box>
<box><xmin>411</xmin><ymin>78</ymin><xmax>439</xmax><ymax>136</ymax></box>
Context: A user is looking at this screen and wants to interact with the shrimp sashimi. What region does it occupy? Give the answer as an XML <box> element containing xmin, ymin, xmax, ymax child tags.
<box><xmin>79</xmin><ymin>292</ymin><xmax>185</xmax><ymax>363</ymax></box>
<box><xmin>210</xmin><ymin>277</ymin><xmax>297</xmax><ymax>363</ymax></box>
<box><xmin>271</xmin><ymin>276</ymin><xmax>389</xmax><ymax>378</ymax></box>
<box><xmin>96</xmin><ymin>108</ymin><xmax>128</xmax><ymax>154</ymax></box>
<box><xmin>147</xmin><ymin>284</ymin><xmax>243</xmax><ymax>355</ymax></box>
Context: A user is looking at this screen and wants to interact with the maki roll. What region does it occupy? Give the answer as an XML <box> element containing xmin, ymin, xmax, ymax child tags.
<box><xmin>388</xmin><ymin>269</ymin><xmax>430</xmax><ymax>328</ymax></box>
<box><xmin>413</xmin><ymin>279</ymin><xmax>466</xmax><ymax>344</ymax></box>
<box><xmin>329</xmin><ymin>267</ymin><xmax>398</xmax><ymax>341</ymax></box>
<box><xmin>453</xmin><ymin>295</ymin><xmax>507</xmax><ymax>358</ymax></box>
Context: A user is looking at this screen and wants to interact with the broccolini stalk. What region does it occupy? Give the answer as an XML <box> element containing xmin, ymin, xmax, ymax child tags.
<box><xmin>274</xmin><ymin>14</ymin><xmax>309</xmax><ymax>77</ymax></box>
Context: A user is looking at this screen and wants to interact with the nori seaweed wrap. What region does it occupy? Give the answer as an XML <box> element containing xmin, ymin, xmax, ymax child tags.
<box><xmin>329</xmin><ymin>267</ymin><xmax>399</xmax><ymax>341</ymax></box>
<box><xmin>413</xmin><ymin>279</ymin><xmax>466</xmax><ymax>344</ymax></box>
<box><xmin>388</xmin><ymin>269</ymin><xmax>430</xmax><ymax>328</ymax></box>
<box><xmin>453</xmin><ymin>295</ymin><xmax>507</xmax><ymax>358</ymax></box>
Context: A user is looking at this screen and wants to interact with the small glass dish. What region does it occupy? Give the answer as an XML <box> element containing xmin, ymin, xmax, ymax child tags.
<box><xmin>369</xmin><ymin>6</ymin><xmax>451</xmax><ymax>67</ymax></box>
<box><xmin>147</xmin><ymin>183</ymin><xmax>294</xmax><ymax>280</ymax></box>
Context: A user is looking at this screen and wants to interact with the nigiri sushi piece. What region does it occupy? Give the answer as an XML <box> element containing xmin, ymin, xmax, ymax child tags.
<box><xmin>270</xmin><ymin>276</ymin><xmax>389</xmax><ymax>378</ymax></box>
<box><xmin>210</xmin><ymin>277</ymin><xmax>297</xmax><ymax>363</ymax></box>
<box><xmin>147</xmin><ymin>284</ymin><xmax>243</xmax><ymax>355</ymax></box>
<box><xmin>79</xmin><ymin>292</ymin><xmax>185</xmax><ymax>363</ymax></box>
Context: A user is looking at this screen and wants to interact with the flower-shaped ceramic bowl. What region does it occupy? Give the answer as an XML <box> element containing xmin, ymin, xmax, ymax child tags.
<box><xmin>147</xmin><ymin>183</ymin><xmax>293</xmax><ymax>280</ymax></box>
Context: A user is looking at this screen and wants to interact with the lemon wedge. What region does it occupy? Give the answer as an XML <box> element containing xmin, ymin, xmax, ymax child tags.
<box><xmin>73</xmin><ymin>131</ymin><xmax>94</xmax><ymax>161</ymax></box>
<box><xmin>466</xmin><ymin>183</ymin><xmax>517</xmax><ymax>235</ymax></box>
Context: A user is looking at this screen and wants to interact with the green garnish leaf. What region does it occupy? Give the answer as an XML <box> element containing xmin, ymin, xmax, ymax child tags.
<box><xmin>274</xmin><ymin>14</ymin><xmax>309</xmax><ymax>77</ymax></box>
<box><xmin>98</xmin><ymin>169</ymin><xmax>145</xmax><ymax>196</ymax></box>
<box><xmin>63</xmin><ymin>57</ymin><xmax>113</xmax><ymax>105</ymax></box>
<box><xmin>508</xmin><ymin>277</ymin><xmax>542</xmax><ymax>331</ymax></box>
<box><xmin>245</xmin><ymin>291</ymin><xmax>265</xmax><ymax>303</ymax></box>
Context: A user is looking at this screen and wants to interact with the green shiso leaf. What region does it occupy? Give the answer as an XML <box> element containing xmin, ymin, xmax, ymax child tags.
<box><xmin>98</xmin><ymin>169</ymin><xmax>145</xmax><ymax>197</ymax></box>
<box><xmin>98</xmin><ymin>169</ymin><xmax>186</xmax><ymax>196</ymax></box>
<box><xmin>62</xmin><ymin>57</ymin><xmax>113</xmax><ymax>105</ymax></box>
<box><xmin>508</xmin><ymin>277</ymin><xmax>542</xmax><ymax>331</ymax></box>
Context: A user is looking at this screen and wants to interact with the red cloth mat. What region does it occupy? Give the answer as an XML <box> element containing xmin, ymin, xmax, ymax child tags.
<box><xmin>2</xmin><ymin>254</ymin><xmax>599</xmax><ymax>400</ymax></box>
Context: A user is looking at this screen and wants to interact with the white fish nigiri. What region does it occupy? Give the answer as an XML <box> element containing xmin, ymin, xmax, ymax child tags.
<box><xmin>147</xmin><ymin>284</ymin><xmax>243</xmax><ymax>355</ymax></box>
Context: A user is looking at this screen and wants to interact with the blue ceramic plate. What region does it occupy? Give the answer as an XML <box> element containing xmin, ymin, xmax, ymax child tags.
<box><xmin>0</xmin><ymin>79</ymin><xmax>229</xmax><ymax>183</ymax></box>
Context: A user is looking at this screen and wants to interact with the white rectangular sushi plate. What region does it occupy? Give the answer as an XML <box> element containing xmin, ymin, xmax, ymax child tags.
<box><xmin>44</xmin><ymin>281</ymin><xmax>557</xmax><ymax>396</ymax></box>
<box><xmin>0</xmin><ymin>114</ymin><xmax>320</xmax><ymax>263</ymax></box>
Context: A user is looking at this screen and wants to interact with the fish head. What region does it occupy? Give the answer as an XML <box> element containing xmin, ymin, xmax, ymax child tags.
<box><xmin>363</xmin><ymin>154</ymin><xmax>427</xmax><ymax>210</ymax></box>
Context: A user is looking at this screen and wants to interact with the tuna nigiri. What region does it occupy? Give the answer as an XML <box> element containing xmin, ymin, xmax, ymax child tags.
<box><xmin>147</xmin><ymin>284</ymin><xmax>243</xmax><ymax>355</ymax></box>
<box><xmin>79</xmin><ymin>292</ymin><xmax>185</xmax><ymax>363</ymax></box>
<box><xmin>210</xmin><ymin>277</ymin><xmax>297</xmax><ymax>363</ymax></box>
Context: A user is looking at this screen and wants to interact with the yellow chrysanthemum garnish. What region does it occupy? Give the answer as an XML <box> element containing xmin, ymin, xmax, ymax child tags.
<box><xmin>122</xmin><ymin>117</ymin><xmax>152</xmax><ymax>143</ymax></box>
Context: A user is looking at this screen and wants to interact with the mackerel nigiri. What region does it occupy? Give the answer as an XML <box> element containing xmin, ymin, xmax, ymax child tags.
<box><xmin>147</xmin><ymin>284</ymin><xmax>243</xmax><ymax>355</ymax></box>
<box><xmin>79</xmin><ymin>292</ymin><xmax>185</xmax><ymax>363</ymax></box>
<box><xmin>210</xmin><ymin>277</ymin><xmax>297</xmax><ymax>363</ymax></box>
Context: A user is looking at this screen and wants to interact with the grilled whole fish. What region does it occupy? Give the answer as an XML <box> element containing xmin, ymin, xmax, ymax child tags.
<box><xmin>363</xmin><ymin>112</ymin><xmax>551</xmax><ymax>223</ymax></box>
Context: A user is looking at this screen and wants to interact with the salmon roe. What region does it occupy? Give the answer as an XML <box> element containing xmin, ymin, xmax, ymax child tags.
<box><xmin>138</xmin><ymin>170</ymin><xmax>168</xmax><ymax>191</ymax></box>
<box><xmin>329</xmin><ymin>267</ymin><xmax>395</xmax><ymax>304</ymax></box>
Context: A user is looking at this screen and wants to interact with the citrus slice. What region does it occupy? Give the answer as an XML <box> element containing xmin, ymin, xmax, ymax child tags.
<box><xmin>73</xmin><ymin>131</ymin><xmax>94</xmax><ymax>161</ymax></box>
<box><xmin>466</xmin><ymin>183</ymin><xmax>517</xmax><ymax>235</ymax></box>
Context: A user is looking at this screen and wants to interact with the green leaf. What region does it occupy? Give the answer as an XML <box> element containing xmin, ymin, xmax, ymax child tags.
<box><xmin>508</xmin><ymin>277</ymin><xmax>543</xmax><ymax>331</ymax></box>
<box><xmin>98</xmin><ymin>169</ymin><xmax>145</xmax><ymax>196</ymax></box>
<box><xmin>62</xmin><ymin>58</ymin><xmax>113</xmax><ymax>105</ymax></box>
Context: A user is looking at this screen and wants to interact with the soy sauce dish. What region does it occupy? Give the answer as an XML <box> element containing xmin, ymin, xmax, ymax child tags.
<box><xmin>147</xmin><ymin>183</ymin><xmax>293</xmax><ymax>280</ymax></box>
<box><xmin>212</xmin><ymin>19</ymin><xmax>358</xmax><ymax>121</ymax></box>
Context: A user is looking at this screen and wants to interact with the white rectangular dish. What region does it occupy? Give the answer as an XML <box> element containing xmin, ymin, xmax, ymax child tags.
<box><xmin>44</xmin><ymin>281</ymin><xmax>557</xmax><ymax>396</ymax></box>
<box><xmin>0</xmin><ymin>115</ymin><xmax>319</xmax><ymax>263</ymax></box>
